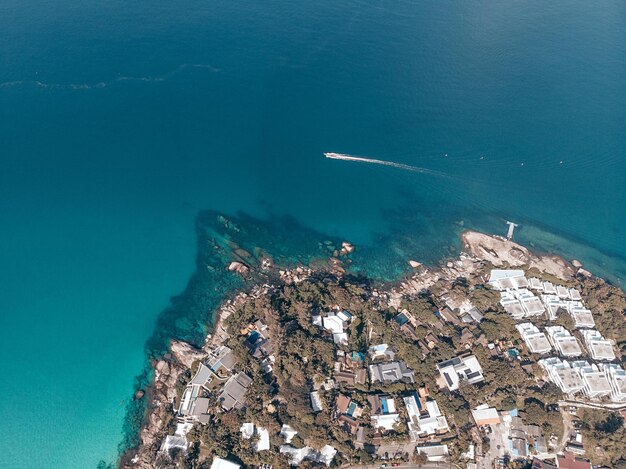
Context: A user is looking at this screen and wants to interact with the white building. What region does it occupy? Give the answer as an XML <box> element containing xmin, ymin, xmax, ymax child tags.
<box><xmin>516</xmin><ymin>323</ymin><xmax>552</xmax><ymax>354</ymax></box>
<box><xmin>541</xmin><ymin>294</ymin><xmax>567</xmax><ymax>320</ymax></box>
<box><xmin>542</xmin><ymin>281</ymin><xmax>557</xmax><ymax>295</ymax></box>
<box><xmin>437</xmin><ymin>355</ymin><xmax>484</xmax><ymax>391</ymax></box>
<box><xmin>321</xmin><ymin>312</ymin><xmax>351</xmax><ymax>345</ymax></box>
<box><xmin>602</xmin><ymin>364</ymin><xmax>626</xmax><ymax>402</ymax></box>
<box><xmin>211</xmin><ymin>458</ymin><xmax>241</xmax><ymax>469</ymax></box>
<box><xmin>403</xmin><ymin>393</ymin><xmax>449</xmax><ymax>440</ymax></box>
<box><xmin>569</xmin><ymin>307</ymin><xmax>595</xmax><ymax>328</ymax></box>
<box><xmin>539</xmin><ymin>358</ymin><xmax>585</xmax><ymax>395</ymax></box>
<box><xmin>500</xmin><ymin>289</ymin><xmax>545</xmax><ymax>319</ymax></box>
<box><xmin>572</xmin><ymin>361</ymin><xmax>612</xmax><ymax>399</ymax></box>
<box><xmin>545</xmin><ymin>326</ymin><xmax>582</xmax><ymax>357</ymax></box>
<box><xmin>310</xmin><ymin>391</ymin><xmax>324</xmax><ymax>412</ymax></box>
<box><xmin>580</xmin><ymin>329</ymin><xmax>615</xmax><ymax>361</ymax></box>
<box><xmin>488</xmin><ymin>270</ymin><xmax>528</xmax><ymax>290</ymax></box>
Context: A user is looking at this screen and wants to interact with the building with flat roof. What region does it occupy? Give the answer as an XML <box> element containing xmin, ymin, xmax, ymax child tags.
<box><xmin>488</xmin><ymin>269</ymin><xmax>528</xmax><ymax>290</ymax></box>
<box><xmin>580</xmin><ymin>329</ymin><xmax>615</xmax><ymax>361</ymax></box>
<box><xmin>500</xmin><ymin>289</ymin><xmax>545</xmax><ymax>319</ymax></box>
<box><xmin>437</xmin><ymin>355</ymin><xmax>484</xmax><ymax>391</ymax></box>
<box><xmin>567</xmin><ymin>307</ymin><xmax>595</xmax><ymax>328</ymax></box>
<box><xmin>539</xmin><ymin>358</ymin><xmax>585</xmax><ymax>395</ymax></box>
<box><xmin>556</xmin><ymin>285</ymin><xmax>570</xmax><ymax>299</ymax></box>
<box><xmin>568</xmin><ymin>289</ymin><xmax>582</xmax><ymax>301</ymax></box>
<box><xmin>416</xmin><ymin>444</ymin><xmax>449</xmax><ymax>462</ymax></box>
<box><xmin>541</xmin><ymin>294</ymin><xmax>567</xmax><ymax>320</ymax></box>
<box><xmin>368</xmin><ymin>343</ymin><xmax>395</xmax><ymax>361</ymax></box>
<box><xmin>545</xmin><ymin>326</ymin><xmax>582</xmax><ymax>357</ymax></box>
<box><xmin>528</xmin><ymin>277</ymin><xmax>543</xmax><ymax>291</ymax></box>
<box><xmin>542</xmin><ymin>282</ymin><xmax>557</xmax><ymax>295</ymax></box>
<box><xmin>210</xmin><ymin>457</ymin><xmax>241</xmax><ymax>469</ymax></box>
<box><xmin>471</xmin><ymin>405</ymin><xmax>501</xmax><ymax>426</ymax></box>
<box><xmin>572</xmin><ymin>361</ymin><xmax>612</xmax><ymax>399</ymax></box>
<box><xmin>602</xmin><ymin>364</ymin><xmax>626</xmax><ymax>402</ymax></box>
<box><xmin>516</xmin><ymin>323</ymin><xmax>552</xmax><ymax>354</ymax></box>
<box><xmin>219</xmin><ymin>372</ymin><xmax>252</xmax><ymax>411</ymax></box>
<box><xmin>403</xmin><ymin>390</ymin><xmax>449</xmax><ymax>440</ymax></box>
<box><xmin>207</xmin><ymin>346</ymin><xmax>238</xmax><ymax>376</ymax></box>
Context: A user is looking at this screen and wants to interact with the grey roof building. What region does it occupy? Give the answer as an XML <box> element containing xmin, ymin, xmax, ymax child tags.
<box><xmin>219</xmin><ymin>372</ymin><xmax>252</xmax><ymax>410</ymax></box>
<box><xmin>369</xmin><ymin>361</ymin><xmax>414</xmax><ymax>384</ymax></box>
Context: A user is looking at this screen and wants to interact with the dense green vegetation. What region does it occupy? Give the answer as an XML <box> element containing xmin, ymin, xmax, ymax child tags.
<box><xmin>153</xmin><ymin>263</ymin><xmax>626</xmax><ymax>468</ymax></box>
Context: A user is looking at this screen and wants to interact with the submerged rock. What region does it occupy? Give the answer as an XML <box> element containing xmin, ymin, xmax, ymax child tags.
<box><xmin>134</xmin><ymin>389</ymin><xmax>145</xmax><ymax>400</ymax></box>
<box><xmin>228</xmin><ymin>261</ymin><xmax>249</xmax><ymax>274</ymax></box>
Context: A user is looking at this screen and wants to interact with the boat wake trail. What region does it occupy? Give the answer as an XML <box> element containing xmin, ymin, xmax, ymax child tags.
<box><xmin>324</xmin><ymin>152</ymin><xmax>450</xmax><ymax>179</ymax></box>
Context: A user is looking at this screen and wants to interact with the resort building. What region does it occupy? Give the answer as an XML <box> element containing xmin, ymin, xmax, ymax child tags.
<box><xmin>516</xmin><ymin>323</ymin><xmax>552</xmax><ymax>354</ymax></box>
<box><xmin>317</xmin><ymin>310</ymin><xmax>352</xmax><ymax>345</ymax></box>
<box><xmin>542</xmin><ymin>281</ymin><xmax>557</xmax><ymax>295</ymax></box>
<box><xmin>528</xmin><ymin>277</ymin><xmax>543</xmax><ymax>291</ymax></box>
<box><xmin>545</xmin><ymin>326</ymin><xmax>582</xmax><ymax>357</ymax></box>
<box><xmin>564</xmin><ymin>304</ymin><xmax>595</xmax><ymax>328</ymax></box>
<box><xmin>541</xmin><ymin>294</ymin><xmax>567</xmax><ymax>320</ymax></box>
<box><xmin>572</xmin><ymin>361</ymin><xmax>612</xmax><ymax>399</ymax></box>
<box><xmin>568</xmin><ymin>289</ymin><xmax>582</xmax><ymax>301</ymax></box>
<box><xmin>556</xmin><ymin>285</ymin><xmax>570</xmax><ymax>299</ymax></box>
<box><xmin>437</xmin><ymin>354</ymin><xmax>484</xmax><ymax>391</ymax></box>
<box><xmin>500</xmin><ymin>289</ymin><xmax>545</xmax><ymax>319</ymax></box>
<box><xmin>369</xmin><ymin>361</ymin><xmax>414</xmax><ymax>384</ymax></box>
<box><xmin>403</xmin><ymin>389</ymin><xmax>449</xmax><ymax>440</ymax></box>
<box><xmin>570</xmin><ymin>309</ymin><xmax>595</xmax><ymax>329</ymax></box>
<box><xmin>539</xmin><ymin>358</ymin><xmax>585</xmax><ymax>395</ymax></box>
<box><xmin>240</xmin><ymin>423</ymin><xmax>270</xmax><ymax>452</ymax></box>
<box><xmin>580</xmin><ymin>329</ymin><xmax>615</xmax><ymax>361</ymax></box>
<box><xmin>207</xmin><ymin>346</ymin><xmax>238</xmax><ymax>377</ymax></box>
<box><xmin>602</xmin><ymin>364</ymin><xmax>626</xmax><ymax>402</ymax></box>
<box><xmin>488</xmin><ymin>269</ymin><xmax>528</xmax><ymax>290</ymax></box>
<box><xmin>219</xmin><ymin>372</ymin><xmax>252</xmax><ymax>411</ymax></box>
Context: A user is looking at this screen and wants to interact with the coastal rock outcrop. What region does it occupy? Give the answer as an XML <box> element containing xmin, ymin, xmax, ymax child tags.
<box><xmin>461</xmin><ymin>231</ymin><xmax>575</xmax><ymax>280</ymax></box>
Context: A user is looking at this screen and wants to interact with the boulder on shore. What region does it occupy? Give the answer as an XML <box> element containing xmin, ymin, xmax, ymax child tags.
<box><xmin>408</xmin><ymin>260</ymin><xmax>422</xmax><ymax>268</ymax></box>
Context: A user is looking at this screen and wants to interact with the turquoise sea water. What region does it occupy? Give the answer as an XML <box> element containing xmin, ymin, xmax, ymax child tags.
<box><xmin>1</xmin><ymin>0</ymin><xmax>625</xmax><ymax>467</ymax></box>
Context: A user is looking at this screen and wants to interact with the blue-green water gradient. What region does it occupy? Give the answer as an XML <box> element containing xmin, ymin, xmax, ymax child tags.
<box><xmin>0</xmin><ymin>0</ymin><xmax>624</xmax><ymax>467</ymax></box>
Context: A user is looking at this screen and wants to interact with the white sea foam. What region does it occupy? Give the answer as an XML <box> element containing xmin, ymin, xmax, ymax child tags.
<box><xmin>324</xmin><ymin>152</ymin><xmax>449</xmax><ymax>179</ymax></box>
<box><xmin>0</xmin><ymin>63</ymin><xmax>221</xmax><ymax>91</ymax></box>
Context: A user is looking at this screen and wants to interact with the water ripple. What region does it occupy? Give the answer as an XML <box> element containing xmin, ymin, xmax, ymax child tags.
<box><xmin>0</xmin><ymin>63</ymin><xmax>221</xmax><ymax>91</ymax></box>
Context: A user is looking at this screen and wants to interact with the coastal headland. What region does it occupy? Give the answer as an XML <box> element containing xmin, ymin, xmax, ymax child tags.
<box><xmin>120</xmin><ymin>213</ymin><xmax>625</xmax><ymax>469</ymax></box>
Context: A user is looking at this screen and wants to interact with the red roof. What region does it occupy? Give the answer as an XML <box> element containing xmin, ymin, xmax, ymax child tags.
<box><xmin>557</xmin><ymin>452</ymin><xmax>591</xmax><ymax>469</ymax></box>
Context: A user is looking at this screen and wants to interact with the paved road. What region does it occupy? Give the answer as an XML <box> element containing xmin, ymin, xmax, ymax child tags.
<box><xmin>346</xmin><ymin>464</ymin><xmax>454</xmax><ymax>469</ymax></box>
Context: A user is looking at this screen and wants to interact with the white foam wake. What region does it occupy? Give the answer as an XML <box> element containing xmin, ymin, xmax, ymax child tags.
<box><xmin>324</xmin><ymin>152</ymin><xmax>448</xmax><ymax>178</ymax></box>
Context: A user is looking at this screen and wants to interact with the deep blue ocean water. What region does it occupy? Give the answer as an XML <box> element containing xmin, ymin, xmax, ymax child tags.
<box><xmin>1</xmin><ymin>0</ymin><xmax>625</xmax><ymax>467</ymax></box>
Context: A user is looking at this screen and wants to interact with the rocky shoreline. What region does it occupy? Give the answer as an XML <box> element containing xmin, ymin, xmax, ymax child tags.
<box><xmin>120</xmin><ymin>229</ymin><xmax>617</xmax><ymax>468</ymax></box>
